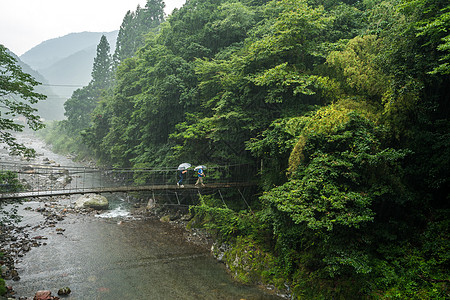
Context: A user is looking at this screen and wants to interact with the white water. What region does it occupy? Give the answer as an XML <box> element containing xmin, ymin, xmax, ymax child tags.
<box><xmin>95</xmin><ymin>205</ymin><xmax>131</xmax><ymax>219</ymax></box>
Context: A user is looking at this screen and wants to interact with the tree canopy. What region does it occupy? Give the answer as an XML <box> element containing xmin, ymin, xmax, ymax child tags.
<box><xmin>42</xmin><ymin>0</ymin><xmax>450</xmax><ymax>297</ymax></box>
<box><xmin>0</xmin><ymin>45</ymin><xmax>45</xmax><ymax>156</ymax></box>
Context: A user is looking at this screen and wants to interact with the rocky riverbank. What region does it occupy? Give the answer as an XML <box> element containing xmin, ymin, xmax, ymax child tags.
<box><xmin>1</xmin><ymin>198</ymin><xmax>69</xmax><ymax>299</ymax></box>
<box><xmin>1</xmin><ymin>158</ymin><xmax>214</xmax><ymax>300</ymax></box>
<box><xmin>1</xmin><ymin>203</ymin><xmax>214</xmax><ymax>300</ymax></box>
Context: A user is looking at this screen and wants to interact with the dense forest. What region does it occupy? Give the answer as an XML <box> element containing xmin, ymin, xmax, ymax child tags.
<box><xmin>36</xmin><ymin>0</ymin><xmax>449</xmax><ymax>298</ymax></box>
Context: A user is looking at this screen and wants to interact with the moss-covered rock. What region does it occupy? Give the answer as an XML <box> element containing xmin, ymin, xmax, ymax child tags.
<box><xmin>223</xmin><ymin>237</ymin><xmax>278</xmax><ymax>286</ymax></box>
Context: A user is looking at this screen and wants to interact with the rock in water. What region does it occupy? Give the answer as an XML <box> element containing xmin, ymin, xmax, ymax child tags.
<box><xmin>33</xmin><ymin>290</ymin><xmax>53</xmax><ymax>300</ymax></box>
<box><xmin>57</xmin><ymin>286</ymin><xmax>71</xmax><ymax>295</ymax></box>
<box><xmin>75</xmin><ymin>194</ymin><xmax>109</xmax><ymax>210</ymax></box>
<box><xmin>146</xmin><ymin>198</ymin><xmax>155</xmax><ymax>209</ymax></box>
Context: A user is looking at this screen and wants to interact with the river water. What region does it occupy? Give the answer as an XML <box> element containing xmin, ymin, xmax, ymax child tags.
<box><xmin>1</xmin><ymin>132</ymin><xmax>283</xmax><ymax>299</ymax></box>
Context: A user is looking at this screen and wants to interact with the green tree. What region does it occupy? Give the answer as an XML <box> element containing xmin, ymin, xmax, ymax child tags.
<box><xmin>113</xmin><ymin>0</ymin><xmax>165</xmax><ymax>68</ymax></box>
<box><xmin>372</xmin><ymin>0</ymin><xmax>450</xmax><ymax>206</ymax></box>
<box><xmin>201</xmin><ymin>1</ymin><xmax>257</xmax><ymax>54</ymax></box>
<box><xmin>64</xmin><ymin>36</ymin><xmax>112</xmax><ymax>133</ymax></box>
<box><xmin>92</xmin><ymin>56</ymin><xmax>145</xmax><ymax>167</ymax></box>
<box><xmin>63</xmin><ymin>85</ymin><xmax>98</xmax><ymax>132</ymax></box>
<box><xmin>0</xmin><ymin>170</ymin><xmax>23</xmax><ymax>224</ymax></box>
<box><xmin>173</xmin><ymin>0</ymin><xmax>333</xmax><ymax>164</ymax></box>
<box><xmin>401</xmin><ymin>0</ymin><xmax>450</xmax><ymax>74</ymax></box>
<box><xmin>260</xmin><ymin>101</ymin><xmax>409</xmax><ymax>279</ymax></box>
<box><xmin>0</xmin><ymin>45</ymin><xmax>45</xmax><ymax>156</ymax></box>
<box><xmin>113</xmin><ymin>10</ymin><xmax>136</xmax><ymax>67</ymax></box>
<box><xmin>140</xmin><ymin>0</ymin><xmax>166</xmax><ymax>27</ymax></box>
<box><xmin>91</xmin><ymin>35</ymin><xmax>112</xmax><ymax>91</ymax></box>
<box><xmin>160</xmin><ymin>0</ymin><xmax>226</xmax><ymax>60</ymax></box>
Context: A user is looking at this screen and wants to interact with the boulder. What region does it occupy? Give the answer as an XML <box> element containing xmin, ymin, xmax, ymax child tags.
<box><xmin>146</xmin><ymin>198</ymin><xmax>155</xmax><ymax>209</ymax></box>
<box><xmin>57</xmin><ymin>287</ymin><xmax>71</xmax><ymax>295</ymax></box>
<box><xmin>75</xmin><ymin>194</ymin><xmax>109</xmax><ymax>210</ymax></box>
<box><xmin>33</xmin><ymin>290</ymin><xmax>53</xmax><ymax>300</ymax></box>
<box><xmin>160</xmin><ymin>215</ymin><xmax>170</xmax><ymax>222</ymax></box>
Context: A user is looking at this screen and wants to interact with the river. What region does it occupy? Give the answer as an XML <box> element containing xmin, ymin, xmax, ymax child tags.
<box><xmin>1</xmin><ymin>132</ymin><xmax>283</xmax><ymax>299</ymax></box>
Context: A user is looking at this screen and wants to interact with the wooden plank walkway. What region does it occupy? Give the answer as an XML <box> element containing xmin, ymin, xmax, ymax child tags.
<box><xmin>0</xmin><ymin>182</ymin><xmax>256</xmax><ymax>200</ymax></box>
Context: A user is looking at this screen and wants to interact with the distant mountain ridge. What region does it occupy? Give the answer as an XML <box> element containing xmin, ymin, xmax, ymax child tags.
<box><xmin>6</xmin><ymin>50</ymin><xmax>65</xmax><ymax>120</ymax></box>
<box><xmin>39</xmin><ymin>48</ymin><xmax>97</xmax><ymax>92</ymax></box>
<box><xmin>21</xmin><ymin>31</ymin><xmax>118</xmax><ymax>70</ymax></box>
<box><xmin>16</xmin><ymin>31</ymin><xmax>118</xmax><ymax>120</ymax></box>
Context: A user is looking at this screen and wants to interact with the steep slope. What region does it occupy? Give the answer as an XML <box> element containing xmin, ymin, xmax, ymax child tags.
<box><xmin>20</xmin><ymin>31</ymin><xmax>118</xmax><ymax>98</ymax></box>
<box><xmin>20</xmin><ymin>31</ymin><xmax>118</xmax><ymax>70</ymax></box>
<box><xmin>38</xmin><ymin>47</ymin><xmax>97</xmax><ymax>101</ymax></box>
<box><xmin>7</xmin><ymin>49</ymin><xmax>65</xmax><ymax>120</ymax></box>
<box><xmin>16</xmin><ymin>31</ymin><xmax>118</xmax><ymax>120</ymax></box>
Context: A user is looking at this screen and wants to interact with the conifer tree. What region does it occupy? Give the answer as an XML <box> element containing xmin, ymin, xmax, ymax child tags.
<box><xmin>64</xmin><ymin>36</ymin><xmax>112</xmax><ymax>132</ymax></box>
<box><xmin>113</xmin><ymin>0</ymin><xmax>165</xmax><ymax>68</ymax></box>
<box><xmin>140</xmin><ymin>0</ymin><xmax>165</xmax><ymax>28</ymax></box>
<box><xmin>113</xmin><ymin>10</ymin><xmax>136</xmax><ymax>68</ymax></box>
<box><xmin>91</xmin><ymin>35</ymin><xmax>112</xmax><ymax>91</ymax></box>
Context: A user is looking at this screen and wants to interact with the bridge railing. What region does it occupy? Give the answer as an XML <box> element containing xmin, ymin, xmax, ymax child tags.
<box><xmin>1</xmin><ymin>161</ymin><xmax>258</xmax><ymax>194</ymax></box>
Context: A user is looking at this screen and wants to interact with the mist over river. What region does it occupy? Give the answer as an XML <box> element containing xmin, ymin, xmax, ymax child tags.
<box><xmin>1</xmin><ymin>132</ymin><xmax>283</xmax><ymax>299</ymax></box>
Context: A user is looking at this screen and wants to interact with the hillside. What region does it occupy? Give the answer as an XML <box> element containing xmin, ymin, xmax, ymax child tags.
<box><xmin>7</xmin><ymin>50</ymin><xmax>65</xmax><ymax>120</ymax></box>
<box><xmin>17</xmin><ymin>31</ymin><xmax>118</xmax><ymax>120</ymax></box>
<box><xmin>20</xmin><ymin>31</ymin><xmax>118</xmax><ymax>70</ymax></box>
<box><xmin>38</xmin><ymin>47</ymin><xmax>98</xmax><ymax>102</ymax></box>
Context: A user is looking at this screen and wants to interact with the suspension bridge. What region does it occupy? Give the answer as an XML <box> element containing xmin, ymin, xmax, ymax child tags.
<box><xmin>0</xmin><ymin>161</ymin><xmax>257</xmax><ymax>202</ymax></box>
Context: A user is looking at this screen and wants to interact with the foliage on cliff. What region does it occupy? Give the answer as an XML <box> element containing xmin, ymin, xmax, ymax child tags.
<box><xmin>41</xmin><ymin>0</ymin><xmax>449</xmax><ymax>297</ymax></box>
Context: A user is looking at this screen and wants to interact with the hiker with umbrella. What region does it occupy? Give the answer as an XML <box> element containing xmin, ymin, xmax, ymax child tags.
<box><xmin>177</xmin><ymin>163</ymin><xmax>191</xmax><ymax>187</ymax></box>
<box><xmin>194</xmin><ymin>165</ymin><xmax>206</xmax><ymax>187</ymax></box>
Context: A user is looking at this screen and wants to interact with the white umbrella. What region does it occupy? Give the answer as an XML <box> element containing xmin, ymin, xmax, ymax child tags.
<box><xmin>194</xmin><ymin>165</ymin><xmax>207</xmax><ymax>170</ymax></box>
<box><xmin>178</xmin><ymin>163</ymin><xmax>191</xmax><ymax>170</ymax></box>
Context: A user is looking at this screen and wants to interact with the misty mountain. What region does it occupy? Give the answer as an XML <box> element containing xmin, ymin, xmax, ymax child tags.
<box><xmin>6</xmin><ymin>49</ymin><xmax>65</xmax><ymax>120</ymax></box>
<box><xmin>38</xmin><ymin>47</ymin><xmax>98</xmax><ymax>101</ymax></box>
<box><xmin>21</xmin><ymin>31</ymin><xmax>118</xmax><ymax>71</ymax></box>
<box><xmin>17</xmin><ymin>31</ymin><xmax>118</xmax><ymax>120</ymax></box>
<box><xmin>40</xmin><ymin>47</ymin><xmax>97</xmax><ymax>86</ymax></box>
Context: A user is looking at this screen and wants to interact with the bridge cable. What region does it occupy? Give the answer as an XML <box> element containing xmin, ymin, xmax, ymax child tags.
<box><xmin>197</xmin><ymin>190</ymin><xmax>204</xmax><ymax>205</ymax></box>
<box><xmin>175</xmin><ymin>192</ymin><xmax>180</xmax><ymax>205</ymax></box>
<box><xmin>238</xmin><ymin>188</ymin><xmax>252</xmax><ymax>213</ymax></box>
<box><xmin>217</xmin><ymin>189</ymin><xmax>228</xmax><ymax>209</ymax></box>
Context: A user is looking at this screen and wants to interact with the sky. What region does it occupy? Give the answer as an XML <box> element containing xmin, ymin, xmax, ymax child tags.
<box><xmin>0</xmin><ymin>0</ymin><xmax>186</xmax><ymax>56</ymax></box>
